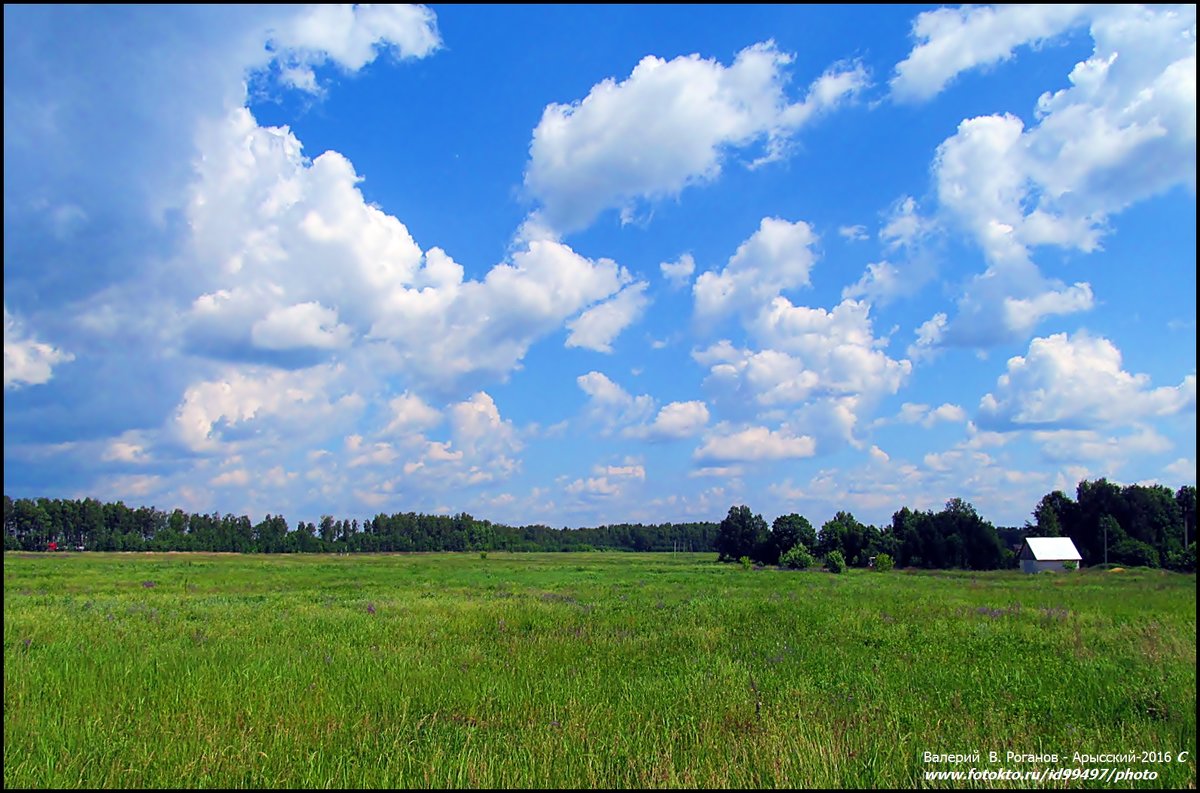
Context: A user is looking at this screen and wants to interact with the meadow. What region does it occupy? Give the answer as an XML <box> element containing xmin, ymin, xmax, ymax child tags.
<box><xmin>3</xmin><ymin>551</ymin><xmax>1196</xmax><ymax>788</ymax></box>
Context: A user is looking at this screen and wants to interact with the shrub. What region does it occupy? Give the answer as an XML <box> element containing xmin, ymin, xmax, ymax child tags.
<box><xmin>739</xmin><ymin>555</ymin><xmax>752</xmax><ymax>570</ymax></box>
<box><xmin>780</xmin><ymin>544</ymin><xmax>814</xmax><ymax>570</ymax></box>
<box><xmin>874</xmin><ymin>553</ymin><xmax>894</xmax><ymax>572</ymax></box>
<box><xmin>1111</xmin><ymin>537</ymin><xmax>1160</xmax><ymax>568</ymax></box>
<box><xmin>826</xmin><ymin>550</ymin><xmax>846</xmax><ymax>574</ymax></box>
<box><xmin>1062</xmin><ymin>560</ymin><xmax>1077</xmax><ymax>571</ymax></box>
<box><xmin>479</xmin><ymin>551</ymin><xmax>488</xmax><ymax>559</ymax></box>
<box><xmin>1166</xmin><ymin>543</ymin><xmax>1195</xmax><ymax>573</ymax></box>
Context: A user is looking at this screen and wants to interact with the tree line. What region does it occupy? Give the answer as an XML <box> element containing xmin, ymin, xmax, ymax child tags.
<box><xmin>713</xmin><ymin>481</ymin><xmax>1195</xmax><ymax>572</ymax></box>
<box><xmin>3</xmin><ymin>478</ymin><xmax>1195</xmax><ymax>571</ymax></box>
<box><xmin>0</xmin><ymin>495</ymin><xmax>717</xmax><ymax>555</ymax></box>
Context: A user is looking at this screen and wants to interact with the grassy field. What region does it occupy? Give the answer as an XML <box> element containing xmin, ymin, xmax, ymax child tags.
<box><xmin>3</xmin><ymin>551</ymin><xmax>1196</xmax><ymax>788</ymax></box>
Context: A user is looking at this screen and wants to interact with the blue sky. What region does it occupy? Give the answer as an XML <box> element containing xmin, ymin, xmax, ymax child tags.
<box><xmin>4</xmin><ymin>4</ymin><xmax>1195</xmax><ymax>530</ymax></box>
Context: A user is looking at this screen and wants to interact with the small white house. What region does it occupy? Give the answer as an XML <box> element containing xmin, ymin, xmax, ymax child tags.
<box><xmin>1019</xmin><ymin>536</ymin><xmax>1082</xmax><ymax>573</ymax></box>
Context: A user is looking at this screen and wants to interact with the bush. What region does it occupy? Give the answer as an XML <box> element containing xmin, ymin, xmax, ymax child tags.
<box><xmin>1111</xmin><ymin>537</ymin><xmax>1160</xmax><ymax>568</ymax></box>
<box><xmin>826</xmin><ymin>550</ymin><xmax>846</xmax><ymax>574</ymax></box>
<box><xmin>874</xmin><ymin>553</ymin><xmax>894</xmax><ymax>572</ymax></box>
<box><xmin>739</xmin><ymin>555</ymin><xmax>752</xmax><ymax>570</ymax></box>
<box><xmin>1062</xmin><ymin>560</ymin><xmax>1077</xmax><ymax>571</ymax></box>
<box><xmin>780</xmin><ymin>544</ymin><xmax>814</xmax><ymax>570</ymax></box>
<box><xmin>1166</xmin><ymin>543</ymin><xmax>1195</xmax><ymax>573</ymax></box>
<box><xmin>479</xmin><ymin>551</ymin><xmax>488</xmax><ymax>559</ymax></box>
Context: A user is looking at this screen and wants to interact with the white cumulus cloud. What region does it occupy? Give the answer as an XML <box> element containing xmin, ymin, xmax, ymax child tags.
<box><xmin>565</xmin><ymin>282</ymin><xmax>649</xmax><ymax>353</ymax></box>
<box><xmin>978</xmin><ymin>331</ymin><xmax>1196</xmax><ymax>430</ymax></box>
<box><xmin>891</xmin><ymin>4</ymin><xmax>1091</xmax><ymax>103</ymax></box>
<box><xmin>694</xmin><ymin>217</ymin><xmax>819</xmax><ymax>321</ymax></box>
<box><xmin>695</xmin><ymin>424</ymin><xmax>817</xmax><ymax>463</ymax></box>
<box><xmin>4</xmin><ymin>305</ymin><xmax>75</xmax><ymax>389</ymax></box>
<box><xmin>524</xmin><ymin>41</ymin><xmax>868</xmax><ymax>236</ymax></box>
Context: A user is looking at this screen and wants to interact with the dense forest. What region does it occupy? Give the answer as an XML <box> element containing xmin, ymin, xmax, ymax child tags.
<box><xmin>1</xmin><ymin>494</ymin><xmax>716</xmax><ymax>556</ymax></box>
<box><xmin>3</xmin><ymin>478</ymin><xmax>1195</xmax><ymax>572</ymax></box>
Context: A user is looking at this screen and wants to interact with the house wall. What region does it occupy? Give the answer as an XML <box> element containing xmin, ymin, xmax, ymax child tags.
<box><xmin>1021</xmin><ymin>559</ymin><xmax>1075</xmax><ymax>574</ymax></box>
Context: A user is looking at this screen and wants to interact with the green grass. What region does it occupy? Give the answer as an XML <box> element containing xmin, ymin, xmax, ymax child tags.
<box><xmin>4</xmin><ymin>552</ymin><xmax>1196</xmax><ymax>788</ymax></box>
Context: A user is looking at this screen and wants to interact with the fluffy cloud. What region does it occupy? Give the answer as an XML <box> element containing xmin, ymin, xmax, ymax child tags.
<box><xmin>978</xmin><ymin>332</ymin><xmax>1196</xmax><ymax>430</ymax></box>
<box><xmin>695</xmin><ymin>424</ymin><xmax>816</xmax><ymax>463</ymax></box>
<box><xmin>263</xmin><ymin>4</ymin><xmax>441</xmax><ymax>93</ymax></box>
<box><xmin>382</xmin><ymin>392</ymin><xmax>441</xmax><ymax>436</ymax></box>
<box><xmin>172</xmin><ymin>364</ymin><xmax>361</xmax><ymax>452</ymax></box>
<box><xmin>565</xmin><ymin>460</ymin><xmax>646</xmax><ymax>500</ymax></box>
<box><xmin>923</xmin><ymin>6</ymin><xmax>1195</xmax><ymax>348</ymax></box>
<box><xmin>843</xmin><ymin>196</ymin><xmax>938</xmax><ymax>306</ymax></box>
<box><xmin>907</xmin><ymin>312</ymin><xmax>947</xmax><ymax>361</ymax></box>
<box><xmin>565</xmin><ymin>282</ymin><xmax>649</xmax><ymax>353</ymax></box>
<box><xmin>638</xmin><ymin>401</ymin><xmax>711</xmax><ymax>441</ymax></box>
<box><xmin>4</xmin><ymin>305</ymin><xmax>74</xmax><ymax>389</ymax></box>
<box><xmin>891</xmin><ymin>4</ymin><xmax>1090</xmax><ymax>103</ymax></box>
<box><xmin>660</xmin><ymin>253</ymin><xmax>696</xmax><ymax>288</ymax></box>
<box><xmin>841</xmin><ymin>261</ymin><xmax>904</xmax><ymax>307</ymax></box>
<box><xmin>250</xmin><ymin>302</ymin><xmax>352</xmax><ymax>351</ymax></box>
<box><xmin>694</xmin><ymin>291</ymin><xmax>910</xmax><ymax>449</ymax></box>
<box><xmin>576</xmin><ymin>372</ymin><xmax>710</xmax><ymax>442</ymax></box>
<box><xmin>449</xmin><ymin>392</ymin><xmax>522</xmax><ymax>462</ymax></box>
<box><xmin>693</xmin><ymin>218</ymin><xmax>818</xmax><ymax>321</ymax></box>
<box><xmin>524</xmin><ymin>41</ymin><xmax>868</xmax><ymax>235</ymax></box>
<box><xmin>4</xmin><ymin>5</ymin><xmax>442</xmax><ymax>292</ymax></box>
<box><xmin>185</xmin><ymin>107</ymin><xmax>633</xmax><ymax>392</ymax></box>
<box><xmin>751</xmin><ymin>297</ymin><xmax>911</xmax><ymax>398</ymax></box>
<box><xmin>576</xmin><ymin>371</ymin><xmax>657</xmax><ymax>433</ymax></box>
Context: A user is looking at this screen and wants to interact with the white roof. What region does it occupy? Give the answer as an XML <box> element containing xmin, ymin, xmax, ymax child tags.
<box><xmin>1024</xmin><ymin>536</ymin><xmax>1082</xmax><ymax>561</ymax></box>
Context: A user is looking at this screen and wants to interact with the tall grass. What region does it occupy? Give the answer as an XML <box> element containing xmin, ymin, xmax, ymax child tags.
<box><xmin>4</xmin><ymin>552</ymin><xmax>1195</xmax><ymax>788</ymax></box>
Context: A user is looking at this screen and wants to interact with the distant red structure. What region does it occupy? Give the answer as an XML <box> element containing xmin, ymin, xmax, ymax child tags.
<box><xmin>47</xmin><ymin>541</ymin><xmax>58</xmax><ymax>552</ymax></box>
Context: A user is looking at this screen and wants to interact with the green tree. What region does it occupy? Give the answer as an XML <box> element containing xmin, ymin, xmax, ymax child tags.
<box><xmin>1177</xmin><ymin>486</ymin><xmax>1196</xmax><ymax>549</ymax></box>
<box><xmin>1096</xmin><ymin>514</ymin><xmax>1122</xmax><ymax>565</ymax></box>
<box><xmin>817</xmin><ymin>511</ymin><xmax>872</xmax><ymax>565</ymax></box>
<box><xmin>714</xmin><ymin>505</ymin><xmax>768</xmax><ymax>563</ymax></box>
<box><xmin>1075</xmin><ymin>479</ymin><xmax>1123</xmax><ymax>563</ymax></box>
<box><xmin>318</xmin><ymin>515</ymin><xmax>337</xmax><ymax>547</ymax></box>
<box><xmin>770</xmin><ymin>514</ymin><xmax>816</xmax><ymax>564</ymax></box>
<box><xmin>937</xmin><ymin>498</ymin><xmax>1004</xmax><ymax>570</ymax></box>
<box><xmin>9</xmin><ymin>498</ymin><xmax>51</xmax><ymax>550</ymax></box>
<box><xmin>1032</xmin><ymin>491</ymin><xmax>1072</xmax><ymax>536</ymax></box>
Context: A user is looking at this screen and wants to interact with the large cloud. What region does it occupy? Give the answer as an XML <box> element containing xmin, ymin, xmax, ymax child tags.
<box><xmin>890</xmin><ymin>4</ymin><xmax>1090</xmax><ymax>103</ymax></box>
<box><xmin>918</xmin><ymin>5</ymin><xmax>1196</xmax><ymax>348</ymax></box>
<box><xmin>523</xmin><ymin>41</ymin><xmax>868</xmax><ymax>236</ymax></box>
<box><xmin>686</xmin><ymin>214</ymin><xmax>913</xmax><ymax>452</ymax></box>
<box><xmin>978</xmin><ymin>331</ymin><xmax>1196</xmax><ymax>430</ymax></box>
<box><xmin>3</xmin><ymin>5</ymin><xmax>442</xmax><ymax>297</ymax></box>
<box><xmin>3</xmin><ymin>5</ymin><xmax>448</xmax><ymax>501</ymax></box>
<box><xmin>696</xmin><ymin>298</ymin><xmax>910</xmax><ymax>417</ymax></box>
<box><xmin>183</xmin><ymin>107</ymin><xmax>634</xmax><ymax>393</ymax></box>
<box><xmin>172</xmin><ymin>364</ymin><xmax>363</xmax><ymax>453</ymax></box>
